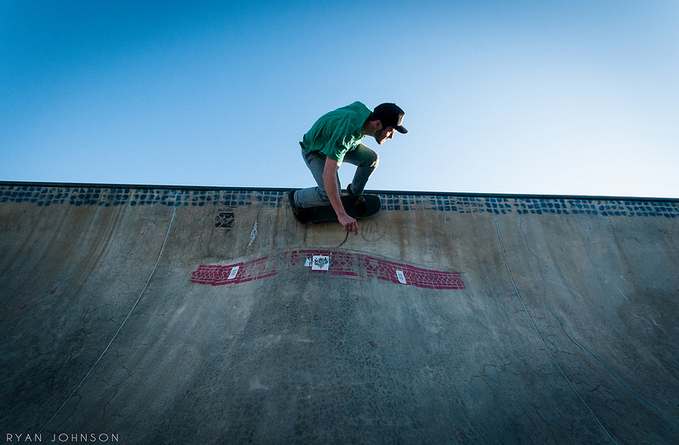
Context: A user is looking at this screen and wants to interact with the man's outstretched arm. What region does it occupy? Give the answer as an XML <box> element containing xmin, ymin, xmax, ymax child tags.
<box><xmin>322</xmin><ymin>157</ymin><xmax>358</xmax><ymax>234</ymax></box>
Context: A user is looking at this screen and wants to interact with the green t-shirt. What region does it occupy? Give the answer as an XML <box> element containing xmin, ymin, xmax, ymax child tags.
<box><xmin>300</xmin><ymin>101</ymin><xmax>372</xmax><ymax>162</ymax></box>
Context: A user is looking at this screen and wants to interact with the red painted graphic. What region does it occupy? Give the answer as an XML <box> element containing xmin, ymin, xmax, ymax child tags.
<box><xmin>190</xmin><ymin>256</ymin><xmax>276</xmax><ymax>286</ymax></box>
<box><xmin>190</xmin><ymin>250</ymin><xmax>465</xmax><ymax>290</ymax></box>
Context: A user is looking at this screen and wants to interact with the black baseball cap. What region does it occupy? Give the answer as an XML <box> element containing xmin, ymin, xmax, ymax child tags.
<box><xmin>373</xmin><ymin>103</ymin><xmax>407</xmax><ymax>134</ymax></box>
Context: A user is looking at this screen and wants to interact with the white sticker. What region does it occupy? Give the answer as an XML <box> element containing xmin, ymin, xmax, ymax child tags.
<box><xmin>312</xmin><ymin>255</ymin><xmax>330</xmax><ymax>271</ymax></box>
<box><xmin>305</xmin><ymin>257</ymin><xmax>312</xmax><ymax>267</ymax></box>
<box><xmin>247</xmin><ymin>221</ymin><xmax>258</xmax><ymax>247</ymax></box>
<box><xmin>228</xmin><ymin>266</ymin><xmax>240</xmax><ymax>279</ymax></box>
<box><xmin>396</xmin><ymin>270</ymin><xmax>407</xmax><ymax>284</ymax></box>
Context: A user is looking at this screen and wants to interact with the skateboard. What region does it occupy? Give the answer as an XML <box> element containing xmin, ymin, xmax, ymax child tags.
<box><xmin>292</xmin><ymin>194</ymin><xmax>381</xmax><ymax>224</ymax></box>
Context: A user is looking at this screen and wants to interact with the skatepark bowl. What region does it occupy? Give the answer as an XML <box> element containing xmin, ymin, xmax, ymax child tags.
<box><xmin>1</xmin><ymin>182</ymin><xmax>678</xmax><ymax>444</ymax></box>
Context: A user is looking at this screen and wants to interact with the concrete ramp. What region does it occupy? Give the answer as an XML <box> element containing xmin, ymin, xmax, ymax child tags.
<box><xmin>1</xmin><ymin>183</ymin><xmax>678</xmax><ymax>444</ymax></box>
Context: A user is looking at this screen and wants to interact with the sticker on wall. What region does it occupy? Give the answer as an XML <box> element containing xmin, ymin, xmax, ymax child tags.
<box><xmin>396</xmin><ymin>270</ymin><xmax>407</xmax><ymax>284</ymax></box>
<box><xmin>311</xmin><ymin>255</ymin><xmax>330</xmax><ymax>271</ymax></box>
<box><xmin>228</xmin><ymin>266</ymin><xmax>239</xmax><ymax>280</ymax></box>
<box><xmin>248</xmin><ymin>221</ymin><xmax>257</xmax><ymax>247</ymax></box>
<box><xmin>215</xmin><ymin>209</ymin><xmax>235</xmax><ymax>228</ymax></box>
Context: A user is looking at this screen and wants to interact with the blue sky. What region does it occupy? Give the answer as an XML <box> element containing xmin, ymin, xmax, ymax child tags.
<box><xmin>2</xmin><ymin>0</ymin><xmax>678</xmax><ymax>198</ymax></box>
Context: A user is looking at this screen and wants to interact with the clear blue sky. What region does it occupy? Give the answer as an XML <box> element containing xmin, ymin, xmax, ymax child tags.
<box><xmin>2</xmin><ymin>0</ymin><xmax>678</xmax><ymax>198</ymax></box>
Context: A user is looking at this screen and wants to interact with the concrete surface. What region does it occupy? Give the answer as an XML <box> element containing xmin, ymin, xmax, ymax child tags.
<box><xmin>1</xmin><ymin>183</ymin><xmax>678</xmax><ymax>444</ymax></box>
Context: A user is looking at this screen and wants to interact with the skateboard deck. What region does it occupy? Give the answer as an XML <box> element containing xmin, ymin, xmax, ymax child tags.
<box><xmin>293</xmin><ymin>194</ymin><xmax>381</xmax><ymax>224</ymax></box>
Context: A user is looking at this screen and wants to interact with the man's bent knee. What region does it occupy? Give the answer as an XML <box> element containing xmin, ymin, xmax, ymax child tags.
<box><xmin>357</xmin><ymin>152</ymin><xmax>378</xmax><ymax>169</ymax></box>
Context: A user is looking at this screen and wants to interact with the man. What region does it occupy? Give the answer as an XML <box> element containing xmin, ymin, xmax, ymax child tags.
<box><xmin>289</xmin><ymin>101</ymin><xmax>407</xmax><ymax>234</ymax></box>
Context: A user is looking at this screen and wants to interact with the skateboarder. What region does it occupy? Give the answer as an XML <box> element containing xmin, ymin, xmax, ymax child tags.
<box><xmin>289</xmin><ymin>101</ymin><xmax>407</xmax><ymax>234</ymax></box>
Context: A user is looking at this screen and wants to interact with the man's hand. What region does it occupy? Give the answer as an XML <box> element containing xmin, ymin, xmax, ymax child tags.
<box><xmin>322</xmin><ymin>157</ymin><xmax>359</xmax><ymax>235</ymax></box>
<box><xmin>338</xmin><ymin>213</ymin><xmax>358</xmax><ymax>235</ymax></box>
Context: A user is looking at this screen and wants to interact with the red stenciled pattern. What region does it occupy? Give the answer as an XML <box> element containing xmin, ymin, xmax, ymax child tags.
<box><xmin>190</xmin><ymin>256</ymin><xmax>276</xmax><ymax>286</ymax></box>
<box><xmin>364</xmin><ymin>257</ymin><xmax>465</xmax><ymax>289</ymax></box>
<box><xmin>285</xmin><ymin>250</ymin><xmax>360</xmax><ymax>277</ymax></box>
<box><xmin>191</xmin><ymin>250</ymin><xmax>465</xmax><ymax>290</ymax></box>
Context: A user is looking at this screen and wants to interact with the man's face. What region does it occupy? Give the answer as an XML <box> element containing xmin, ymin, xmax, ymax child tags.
<box><xmin>374</xmin><ymin>126</ymin><xmax>396</xmax><ymax>145</ymax></box>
